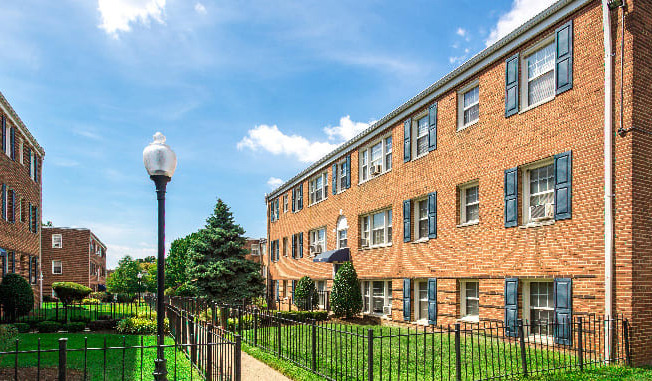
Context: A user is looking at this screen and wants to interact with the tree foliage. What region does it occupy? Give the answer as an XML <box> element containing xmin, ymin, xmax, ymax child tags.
<box><xmin>106</xmin><ymin>256</ymin><xmax>145</xmax><ymax>297</ymax></box>
<box><xmin>166</xmin><ymin>233</ymin><xmax>197</xmax><ymax>290</ymax></box>
<box><xmin>294</xmin><ymin>276</ymin><xmax>319</xmax><ymax>311</ymax></box>
<box><xmin>52</xmin><ymin>282</ymin><xmax>91</xmax><ymax>306</ymax></box>
<box><xmin>187</xmin><ymin>199</ymin><xmax>265</xmax><ymax>304</ymax></box>
<box><xmin>0</xmin><ymin>274</ymin><xmax>34</xmax><ymax>322</ymax></box>
<box><xmin>330</xmin><ymin>262</ymin><xmax>363</xmax><ymax>318</ymax></box>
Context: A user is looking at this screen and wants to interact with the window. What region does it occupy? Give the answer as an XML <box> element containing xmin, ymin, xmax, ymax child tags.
<box><xmin>359</xmin><ymin>136</ymin><xmax>392</xmax><ymax>182</ymax></box>
<box><xmin>309</xmin><ymin>227</ymin><xmax>326</xmax><ymax>255</ymax></box>
<box><xmin>360</xmin><ymin>209</ymin><xmax>392</xmax><ymax>247</ymax></box>
<box><xmin>9</xmin><ymin>252</ymin><xmax>15</xmax><ymax>273</ymax></box>
<box><xmin>282</xmin><ymin>280</ymin><xmax>287</xmax><ymax>298</ymax></box>
<box><xmin>309</xmin><ymin>172</ymin><xmax>328</xmax><ymax>205</ymax></box>
<box><xmin>529</xmin><ymin>281</ymin><xmax>554</xmax><ymax>335</ymax></box>
<box><xmin>523</xmin><ymin>40</ymin><xmax>555</xmax><ymax>108</ymax></box>
<box><xmin>458</xmin><ymin>84</ymin><xmax>479</xmax><ymax>129</ymax></box>
<box><xmin>52</xmin><ymin>260</ymin><xmax>62</xmax><ymax>275</ymax></box>
<box><xmin>338</xmin><ymin>160</ymin><xmax>347</xmax><ymax>193</ymax></box>
<box><xmin>416</xmin><ymin>281</ymin><xmax>429</xmax><ymax>322</ymax></box>
<box><xmin>460</xmin><ymin>281</ymin><xmax>479</xmax><ymax>321</ymax></box>
<box><xmin>4</xmin><ymin>127</ymin><xmax>11</xmax><ymax>158</ymax></box>
<box><xmin>459</xmin><ymin>182</ymin><xmax>479</xmax><ymax>225</ymax></box>
<box><xmin>282</xmin><ymin>237</ymin><xmax>288</xmax><ymax>257</ymax></box>
<box><xmin>524</xmin><ymin>161</ymin><xmax>555</xmax><ymax>223</ymax></box>
<box><xmin>18</xmin><ymin>139</ymin><xmax>23</xmax><ymax>164</ymax></box>
<box><xmin>283</xmin><ymin>194</ymin><xmax>288</xmax><ymax>213</ymax></box>
<box><xmin>251</xmin><ymin>245</ymin><xmax>260</xmax><ymax>256</ymax></box>
<box><xmin>361</xmin><ymin>280</ymin><xmax>392</xmax><ymax>315</ymax></box>
<box><xmin>17</xmin><ymin>198</ymin><xmax>22</xmax><ymax>223</ymax></box>
<box><xmin>337</xmin><ymin>216</ymin><xmax>348</xmax><ymax>248</ymax></box>
<box><xmin>30</xmin><ymin>154</ymin><xmax>37</xmax><ymax>181</ymax></box>
<box><xmin>52</xmin><ymin>234</ymin><xmax>62</xmax><ymax>248</ymax></box>
<box><xmin>317</xmin><ymin>281</ymin><xmax>326</xmax><ymax>308</ymax></box>
<box><xmin>416</xmin><ymin>199</ymin><xmax>428</xmax><ymax>240</ymax></box>
<box><xmin>415</xmin><ymin>116</ymin><xmax>429</xmax><ymax>157</ymax></box>
<box><xmin>292</xmin><ymin>184</ymin><xmax>303</xmax><ymax>212</ymax></box>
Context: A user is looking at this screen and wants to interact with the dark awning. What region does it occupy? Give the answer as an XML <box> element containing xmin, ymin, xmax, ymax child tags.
<box><xmin>313</xmin><ymin>248</ymin><xmax>350</xmax><ymax>263</ymax></box>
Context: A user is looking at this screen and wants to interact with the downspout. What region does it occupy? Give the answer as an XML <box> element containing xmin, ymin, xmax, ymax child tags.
<box><xmin>601</xmin><ymin>0</ymin><xmax>614</xmax><ymax>362</ymax></box>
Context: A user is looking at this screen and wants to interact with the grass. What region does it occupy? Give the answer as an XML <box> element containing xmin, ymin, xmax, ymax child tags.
<box><xmin>0</xmin><ymin>333</ymin><xmax>202</xmax><ymax>380</ymax></box>
<box><xmin>522</xmin><ymin>366</ymin><xmax>652</xmax><ymax>380</ymax></box>
<box><xmin>242</xmin><ymin>343</ymin><xmax>321</xmax><ymax>381</ymax></box>
<box><xmin>17</xmin><ymin>302</ymin><xmax>154</xmax><ymax>322</ymax></box>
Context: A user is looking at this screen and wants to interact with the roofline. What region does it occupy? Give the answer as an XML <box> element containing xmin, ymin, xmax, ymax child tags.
<box><xmin>45</xmin><ymin>226</ymin><xmax>107</xmax><ymax>249</ymax></box>
<box><xmin>0</xmin><ymin>91</ymin><xmax>45</xmax><ymax>156</ymax></box>
<box><xmin>266</xmin><ymin>0</ymin><xmax>592</xmax><ymax>201</ymax></box>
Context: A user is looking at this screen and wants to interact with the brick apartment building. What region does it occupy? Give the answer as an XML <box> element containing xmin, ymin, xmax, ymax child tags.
<box><xmin>244</xmin><ymin>237</ymin><xmax>267</xmax><ymax>276</ymax></box>
<box><xmin>0</xmin><ymin>92</ymin><xmax>44</xmax><ymax>303</ymax></box>
<box><xmin>264</xmin><ymin>0</ymin><xmax>652</xmax><ymax>364</ymax></box>
<box><xmin>41</xmin><ymin>227</ymin><xmax>107</xmax><ymax>297</ymax></box>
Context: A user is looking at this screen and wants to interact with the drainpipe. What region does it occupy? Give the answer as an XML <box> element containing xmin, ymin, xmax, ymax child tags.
<box><xmin>601</xmin><ymin>0</ymin><xmax>614</xmax><ymax>362</ymax></box>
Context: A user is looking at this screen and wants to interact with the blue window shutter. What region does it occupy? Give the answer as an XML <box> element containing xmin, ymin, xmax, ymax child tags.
<box><xmin>35</xmin><ymin>156</ymin><xmax>38</xmax><ymax>183</ymax></box>
<box><xmin>299</xmin><ymin>232</ymin><xmax>303</xmax><ymax>258</ymax></box>
<box><xmin>292</xmin><ymin>188</ymin><xmax>296</xmax><ymax>212</ymax></box>
<box><xmin>276</xmin><ymin>240</ymin><xmax>280</xmax><ymax>261</ymax></box>
<box><xmin>1</xmin><ymin>116</ymin><xmax>5</xmax><ymax>154</ymax></box>
<box><xmin>427</xmin><ymin>278</ymin><xmax>437</xmax><ymax>325</ymax></box>
<box><xmin>10</xmin><ymin>190</ymin><xmax>15</xmax><ymax>223</ymax></box>
<box><xmin>403</xmin><ymin>118</ymin><xmax>411</xmax><ymax>162</ymax></box>
<box><xmin>504</xmin><ymin>278</ymin><xmax>519</xmax><ymax>337</ymax></box>
<box><xmin>275</xmin><ymin>199</ymin><xmax>279</xmax><ymax>220</ymax></box>
<box><xmin>555</xmin><ymin>20</ymin><xmax>573</xmax><ymax>94</ymax></box>
<box><xmin>504</xmin><ymin>168</ymin><xmax>518</xmax><ymax>227</ymax></box>
<box><xmin>428</xmin><ymin>103</ymin><xmax>438</xmax><ymax>151</ymax></box>
<box><xmin>291</xmin><ymin>235</ymin><xmax>296</xmax><ymax>259</ymax></box>
<box><xmin>554</xmin><ymin>278</ymin><xmax>572</xmax><ymax>345</ymax></box>
<box><xmin>346</xmin><ymin>155</ymin><xmax>351</xmax><ymax>189</ymax></box>
<box><xmin>554</xmin><ymin>151</ymin><xmax>572</xmax><ymax>220</ymax></box>
<box><xmin>35</xmin><ymin>206</ymin><xmax>39</xmax><ymax>233</ymax></box>
<box><xmin>292</xmin><ymin>280</ymin><xmax>296</xmax><ymax>302</ymax></box>
<box><xmin>1</xmin><ymin>184</ymin><xmax>5</xmax><ymax>221</ymax></box>
<box><xmin>403</xmin><ymin>278</ymin><xmax>411</xmax><ymax>321</ymax></box>
<box><xmin>28</xmin><ymin>255</ymin><xmax>32</xmax><ymax>282</ymax></box>
<box><xmin>505</xmin><ymin>53</ymin><xmax>519</xmax><ymax>117</ymax></box>
<box><xmin>10</xmin><ymin>127</ymin><xmax>15</xmax><ymax>160</ymax></box>
<box><xmin>428</xmin><ymin>192</ymin><xmax>437</xmax><ymax>239</ymax></box>
<box><xmin>403</xmin><ymin>200</ymin><xmax>411</xmax><ymax>242</ymax></box>
<box><xmin>28</xmin><ymin>203</ymin><xmax>32</xmax><ymax>232</ymax></box>
<box><xmin>10</xmin><ymin>252</ymin><xmax>15</xmax><ymax>273</ymax></box>
<box><xmin>276</xmin><ymin>280</ymin><xmax>279</xmax><ymax>300</ymax></box>
<box><xmin>332</xmin><ymin>163</ymin><xmax>337</xmax><ymax>195</ymax></box>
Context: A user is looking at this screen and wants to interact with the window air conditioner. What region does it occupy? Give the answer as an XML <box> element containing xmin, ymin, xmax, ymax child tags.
<box><xmin>360</xmin><ymin>238</ymin><xmax>370</xmax><ymax>248</ymax></box>
<box><xmin>370</xmin><ymin>165</ymin><xmax>383</xmax><ymax>176</ymax></box>
<box><xmin>383</xmin><ymin>306</ymin><xmax>392</xmax><ymax>316</ymax></box>
<box><xmin>311</xmin><ymin>244</ymin><xmax>322</xmax><ymax>255</ymax></box>
<box><xmin>530</xmin><ymin>203</ymin><xmax>554</xmax><ymax>221</ymax></box>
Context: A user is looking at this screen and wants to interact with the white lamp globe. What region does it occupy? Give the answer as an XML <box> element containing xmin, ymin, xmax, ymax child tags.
<box><xmin>143</xmin><ymin>132</ymin><xmax>177</xmax><ymax>178</ymax></box>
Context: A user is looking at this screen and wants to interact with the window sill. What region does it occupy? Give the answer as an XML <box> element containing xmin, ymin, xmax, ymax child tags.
<box><xmin>457</xmin><ymin>221</ymin><xmax>479</xmax><ymax>228</ymax></box>
<box><xmin>519</xmin><ymin>219</ymin><xmax>555</xmax><ymax>229</ymax></box>
<box><xmin>411</xmin><ymin>238</ymin><xmax>429</xmax><ymax>244</ymax></box>
<box><xmin>364</xmin><ymin>312</ymin><xmax>392</xmax><ymax>320</ymax></box>
<box><xmin>309</xmin><ymin>198</ymin><xmax>328</xmax><ymax>207</ymax></box>
<box><xmin>457</xmin><ymin>120</ymin><xmax>478</xmax><ymax>132</ymax></box>
<box><xmin>458</xmin><ymin>316</ymin><xmax>479</xmax><ymax>323</ymax></box>
<box><xmin>358</xmin><ymin>243</ymin><xmax>392</xmax><ymax>251</ymax></box>
<box><xmin>518</xmin><ymin>96</ymin><xmax>555</xmax><ymax>115</ymax></box>
<box><xmin>358</xmin><ymin>169</ymin><xmax>392</xmax><ymax>186</ymax></box>
<box><xmin>412</xmin><ymin>152</ymin><xmax>429</xmax><ymax>162</ymax></box>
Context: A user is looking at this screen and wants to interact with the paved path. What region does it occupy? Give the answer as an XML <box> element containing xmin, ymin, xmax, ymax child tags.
<box><xmin>241</xmin><ymin>352</ymin><xmax>291</xmax><ymax>381</ymax></box>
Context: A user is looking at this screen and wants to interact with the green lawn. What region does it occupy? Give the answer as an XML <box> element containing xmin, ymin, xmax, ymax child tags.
<box><xmin>0</xmin><ymin>333</ymin><xmax>202</xmax><ymax>381</ymax></box>
<box><xmin>14</xmin><ymin>302</ymin><xmax>154</xmax><ymax>323</ymax></box>
<box><xmin>523</xmin><ymin>366</ymin><xmax>652</xmax><ymax>380</ymax></box>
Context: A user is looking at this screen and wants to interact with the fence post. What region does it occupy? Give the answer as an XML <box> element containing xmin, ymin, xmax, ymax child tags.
<box><xmin>518</xmin><ymin>320</ymin><xmax>528</xmax><ymax>377</ymax></box>
<box><xmin>206</xmin><ymin>324</ymin><xmax>213</xmax><ymax>380</ymax></box>
<box><xmin>58</xmin><ymin>338</ymin><xmax>67</xmax><ymax>381</ymax></box>
<box><xmin>624</xmin><ymin>318</ymin><xmax>631</xmax><ymax>366</ymax></box>
<box><xmin>311</xmin><ymin>320</ymin><xmax>317</xmax><ymax>372</ymax></box>
<box><xmin>455</xmin><ymin>323</ymin><xmax>462</xmax><ymax>381</ymax></box>
<box><xmin>577</xmin><ymin>317</ymin><xmax>584</xmax><ymax>371</ymax></box>
<box><xmin>367</xmin><ymin>329</ymin><xmax>374</xmax><ymax>381</ymax></box>
<box><xmin>254</xmin><ymin>309</ymin><xmax>259</xmax><ymax>347</ymax></box>
<box><xmin>238</xmin><ymin>307</ymin><xmax>242</xmax><ymax>335</ymax></box>
<box><xmin>276</xmin><ymin>312</ymin><xmax>282</xmax><ymax>356</ymax></box>
<box><xmin>234</xmin><ymin>334</ymin><xmax>242</xmax><ymax>381</ymax></box>
<box><xmin>190</xmin><ymin>316</ymin><xmax>197</xmax><ymax>364</ymax></box>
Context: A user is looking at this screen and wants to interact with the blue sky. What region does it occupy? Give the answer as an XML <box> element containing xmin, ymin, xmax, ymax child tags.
<box><xmin>0</xmin><ymin>0</ymin><xmax>555</xmax><ymax>267</ymax></box>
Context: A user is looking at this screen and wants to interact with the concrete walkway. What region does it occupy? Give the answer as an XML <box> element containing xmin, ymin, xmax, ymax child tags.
<box><xmin>241</xmin><ymin>352</ymin><xmax>291</xmax><ymax>381</ymax></box>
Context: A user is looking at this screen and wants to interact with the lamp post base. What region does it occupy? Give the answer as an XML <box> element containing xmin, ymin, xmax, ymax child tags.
<box><xmin>153</xmin><ymin>358</ymin><xmax>168</xmax><ymax>380</ymax></box>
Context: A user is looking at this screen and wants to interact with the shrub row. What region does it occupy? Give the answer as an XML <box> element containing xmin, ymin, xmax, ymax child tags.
<box><xmin>116</xmin><ymin>316</ymin><xmax>169</xmax><ymax>335</ymax></box>
<box><xmin>267</xmin><ymin>310</ymin><xmax>328</xmax><ymax>322</ymax></box>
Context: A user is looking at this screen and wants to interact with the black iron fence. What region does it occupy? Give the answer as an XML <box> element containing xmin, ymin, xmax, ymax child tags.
<box><xmin>0</xmin><ymin>301</ymin><xmax>155</xmax><ymax>324</ymax></box>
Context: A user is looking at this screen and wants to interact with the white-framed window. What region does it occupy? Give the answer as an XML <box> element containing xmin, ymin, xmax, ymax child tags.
<box><xmin>359</xmin><ymin>135</ymin><xmax>392</xmax><ymax>182</ymax></box>
<box><xmin>283</xmin><ymin>194</ymin><xmax>288</xmax><ymax>213</ymax></box>
<box><xmin>360</xmin><ymin>209</ymin><xmax>392</xmax><ymax>248</ymax></box>
<box><xmin>282</xmin><ymin>237</ymin><xmax>288</xmax><ymax>257</ymax></box>
<box><xmin>52</xmin><ymin>234</ymin><xmax>62</xmax><ymax>248</ymax></box>
<box><xmin>18</xmin><ymin>139</ymin><xmax>24</xmax><ymax>164</ymax></box>
<box><xmin>460</xmin><ymin>280</ymin><xmax>479</xmax><ymax>321</ymax></box>
<box><xmin>337</xmin><ymin>160</ymin><xmax>347</xmax><ymax>194</ymax></box>
<box><xmin>416</xmin><ymin>281</ymin><xmax>429</xmax><ymax>323</ymax></box>
<box><xmin>251</xmin><ymin>245</ymin><xmax>260</xmax><ymax>256</ymax></box>
<box><xmin>523</xmin><ymin>281</ymin><xmax>554</xmax><ymax>336</ymax></box>
<box><xmin>523</xmin><ymin>159</ymin><xmax>555</xmax><ymax>224</ymax></box>
<box><xmin>317</xmin><ymin>281</ymin><xmax>326</xmax><ymax>308</ymax></box>
<box><xmin>30</xmin><ymin>154</ymin><xmax>37</xmax><ymax>180</ymax></box>
<box><xmin>415</xmin><ymin>198</ymin><xmax>429</xmax><ymax>240</ymax></box>
<box><xmin>361</xmin><ymin>280</ymin><xmax>392</xmax><ymax>316</ymax></box>
<box><xmin>458</xmin><ymin>83</ymin><xmax>479</xmax><ymax>129</ymax></box>
<box><xmin>522</xmin><ymin>38</ymin><xmax>556</xmax><ymax>109</ymax></box>
<box><xmin>261</xmin><ymin>243</ymin><xmax>267</xmax><ymax>257</ymax></box>
<box><xmin>4</xmin><ymin>127</ymin><xmax>11</xmax><ymax>158</ymax></box>
<box><xmin>459</xmin><ymin>182</ymin><xmax>480</xmax><ymax>225</ymax></box>
<box><xmin>336</xmin><ymin>216</ymin><xmax>348</xmax><ymax>248</ymax></box>
<box><xmin>52</xmin><ymin>260</ymin><xmax>62</xmax><ymax>275</ymax></box>
<box><xmin>309</xmin><ymin>172</ymin><xmax>328</xmax><ymax>205</ymax></box>
<box><xmin>414</xmin><ymin>116</ymin><xmax>429</xmax><ymax>158</ymax></box>
<box><xmin>309</xmin><ymin>227</ymin><xmax>326</xmax><ymax>255</ymax></box>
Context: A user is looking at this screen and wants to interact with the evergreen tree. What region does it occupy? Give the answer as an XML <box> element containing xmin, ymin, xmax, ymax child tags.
<box><xmin>330</xmin><ymin>262</ymin><xmax>363</xmax><ymax>318</ymax></box>
<box><xmin>294</xmin><ymin>276</ymin><xmax>319</xmax><ymax>311</ymax></box>
<box><xmin>187</xmin><ymin>199</ymin><xmax>265</xmax><ymax>304</ymax></box>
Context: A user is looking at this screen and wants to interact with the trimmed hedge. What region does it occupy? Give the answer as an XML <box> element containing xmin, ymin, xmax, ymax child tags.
<box><xmin>268</xmin><ymin>310</ymin><xmax>328</xmax><ymax>322</ymax></box>
<box><xmin>36</xmin><ymin>321</ymin><xmax>61</xmax><ymax>333</ymax></box>
<box><xmin>0</xmin><ymin>273</ymin><xmax>34</xmax><ymax>321</ymax></box>
<box><xmin>88</xmin><ymin>319</ymin><xmax>117</xmax><ymax>331</ymax></box>
<box><xmin>330</xmin><ymin>262</ymin><xmax>362</xmax><ymax>318</ymax></box>
<box><xmin>13</xmin><ymin>323</ymin><xmax>30</xmax><ymax>333</ymax></box>
<box><xmin>52</xmin><ymin>282</ymin><xmax>92</xmax><ymax>306</ymax></box>
<box><xmin>294</xmin><ymin>276</ymin><xmax>319</xmax><ymax>311</ymax></box>
<box><xmin>82</xmin><ymin>298</ymin><xmax>101</xmax><ymax>305</ymax></box>
<box><xmin>70</xmin><ymin>316</ymin><xmax>91</xmax><ymax>323</ymax></box>
<box><xmin>64</xmin><ymin>322</ymin><xmax>86</xmax><ymax>332</ymax></box>
<box><xmin>117</xmin><ymin>316</ymin><xmax>169</xmax><ymax>335</ymax></box>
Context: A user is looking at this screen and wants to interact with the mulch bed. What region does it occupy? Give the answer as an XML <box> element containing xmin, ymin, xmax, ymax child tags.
<box><xmin>0</xmin><ymin>367</ymin><xmax>84</xmax><ymax>381</ymax></box>
<box><xmin>330</xmin><ymin>315</ymin><xmax>382</xmax><ymax>326</ymax></box>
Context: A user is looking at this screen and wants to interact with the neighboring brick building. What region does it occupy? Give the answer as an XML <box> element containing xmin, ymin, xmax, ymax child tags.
<box><xmin>41</xmin><ymin>227</ymin><xmax>107</xmax><ymax>297</ymax></box>
<box><xmin>265</xmin><ymin>0</ymin><xmax>652</xmax><ymax>364</ymax></box>
<box><xmin>244</xmin><ymin>237</ymin><xmax>267</xmax><ymax>279</ymax></box>
<box><xmin>0</xmin><ymin>92</ymin><xmax>44</xmax><ymax>303</ymax></box>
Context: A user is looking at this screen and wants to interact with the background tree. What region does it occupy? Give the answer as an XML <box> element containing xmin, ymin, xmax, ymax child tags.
<box><xmin>294</xmin><ymin>276</ymin><xmax>319</xmax><ymax>311</ymax></box>
<box><xmin>187</xmin><ymin>199</ymin><xmax>265</xmax><ymax>304</ymax></box>
<box><xmin>330</xmin><ymin>262</ymin><xmax>363</xmax><ymax>318</ymax></box>
<box><xmin>0</xmin><ymin>274</ymin><xmax>34</xmax><ymax>322</ymax></box>
<box><xmin>106</xmin><ymin>256</ymin><xmax>143</xmax><ymax>298</ymax></box>
<box><xmin>166</xmin><ymin>233</ymin><xmax>197</xmax><ymax>290</ymax></box>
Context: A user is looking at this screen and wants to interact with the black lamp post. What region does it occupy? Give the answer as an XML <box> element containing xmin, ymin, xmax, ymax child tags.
<box><xmin>143</xmin><ymin>132</ymin><xmax>177</xmax><ymax>381</ymax></box>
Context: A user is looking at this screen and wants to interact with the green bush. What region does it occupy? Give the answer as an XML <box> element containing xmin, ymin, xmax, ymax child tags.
<box><xmin>268</xmin><ymin>310</ymin><xmax>328</xmax><ymax>322</ymax></box>
<box><xmin>70</xmin><ymin>316</ymin><xmax>91</xmax><ymax>323</ymax></box>
<box><xmin>89</xmin><ymin>292</ymin><xmax>108</xmax><ymax>301</ymax></box>
<box><xmin>63</xmin><ymin>322</ymin><xmax>86</xmax><ymax>332</ymax></box>
<box><xmin>294</xmin><ymin>276</ymin><xmax>319</xmax><ymax>311</ymax></box>
<box><xmin>36</xmin><ymin>321</ymin><xmax>61</xmax><ymax>333</ymax></box>
<box><xmin>165</xmin><ymin>282</ymin><xmax>197</xmax><ymax>297</ymax></box>
<box><xmin>0</xmin><ymin>273</ymin><xmax>34</xmax><ymax>322</ymax></box>
<box><xmin>226</xmin><ymin>315</ymin><xmax>254</xmax><ymax>331</ymax></box>
<box><xmin>42</xmin><ymin>295</ymin><xmax>58</xmax><ymax>303</ymax></box>
<box><xmin>252</xmin><ymin>296</ymin><xmax>267</xmax><ymax>309</ymax></box>
<box><xmin>117</xmin><ymin>316</ymin><xmax>169</xmax><ymax>335</ymax></box>
<box><xmin>0</xmin><ymin>325</ymin><xmax>18</xmax><ymax>351</ymax></box>
<box><xmin>23</xmin><ymin>317</ymin><xmax>45</xmax><ymax>328</ymax></box>
<box><xmin>116</xmin><ymin>294</ymin><xmax>135</xmax><ymax>303</ymax></box>
<box><xmin>330</xmin><ymin>262</ymin><xmax>362</xmax><ymax>318</ymax></box>
<box><xmin>88</xmin><ymin>319</ymin><xmax>117</xmax><ymax>331</ymax></box>
<box><xmin>52</xmin><ymin>282</ymin><xmax>92</xmax><ymax>307</ymax></box>
<box><xmin>82</xmin><ymin>298</ymin><xmax>101</xmax><ymax>305</ymax></box>
<box><xmin>13</xmin><ymin>323</ymin><xmax>30</xmax><ymax>333</ymax></box>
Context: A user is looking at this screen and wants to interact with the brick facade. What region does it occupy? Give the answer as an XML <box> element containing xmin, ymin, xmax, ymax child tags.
<box><xmin>264</xmin><ymin>0</ymin><xmax>652</xmax><ymax>365</ymax></box>
<box><xmin>41</xmin><ymin>227</ymin><xmax>107</xmax><ymax>297</ymax></box>
<box><xmin>0</xmin><ymin>91</ymin><xmax>44</xmax><ymax>303</ymax></box>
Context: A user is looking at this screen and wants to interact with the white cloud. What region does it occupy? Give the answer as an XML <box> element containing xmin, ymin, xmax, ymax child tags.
<box><xmin>237</xmin><ymin>116</ymin><xmax>372</xmax><ymax>164</ymax></box>
<box><xmin>267</xmin><ymin>177</ymin><xmax>284</xmax><ymax>188</ymax></box>
<box><xmin>485</xmin><ymin>0</ymin><xmax>556</xmax><ymax>46</ymax></box>
<box><xmin>456</xmin><ymin>28</ymin><xmax>467</xmax><ymax>37</ymax></box>
<box><xmin>194</xmin><ymin>3</ymin><xmax>207</xmax><ymax>15</ymax></box>
<box><xmin>97</xmin><ymin>0</ymin><xmax>166</xmax><ymax>38</ymax></box>
<box><xmin>107</xmin><ymin>243</ymin><xmax>156</xmax><ymax>268</ymax></box>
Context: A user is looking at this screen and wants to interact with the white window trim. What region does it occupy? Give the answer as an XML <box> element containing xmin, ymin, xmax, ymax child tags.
<box><xmin>308</xmin><ymin>172</ymin><xmax>328</xmax><ymax>206</ymax></box>
<box><xmin>412</xmin><ymin>112</ymin><xmax>430</xmax><ymax>160</ymax></box>
<box><xmin>358</xmin><ymin>134</ymin><xmax>392</xmax><ymax>185</ymax></box>
<box><xmin>521</xmin><ymin>157</ymin><xmax>555</xmax><ymax>226</ymax></box>
<box><xmin>522</xmin><ymin>279</ymin><xmax>554</xmax><ymax>338</ymax></box>
<box><xmin>459</xmin><ymin>280</ymin><xmax>480</xmax><ymax>322</ymax></box>
<box><xmin>413</xmin><ymin>197</ymin><xmax>429</xmax><ymax>242</ymax></box>
<box><xmin>360</xmin><ymin>208</ymin><xmax>393</xmax><ymax>248</ymax></box>
<box><xmin>283</xmin><ymin>194</ymin><xmax>288</xmax><ymax>213</ymax></box>
<box><xmin>457</xmin><ymin>81</ymin><xmax>480</xmax><ymax>131</ymax></box>
<box><xmin>520</xmin><ymin>36</ymin><xmax>556</xmax><ymax>113</ymax></box>
<box><xmin>4</xmin><ymin>127</ymin><xmax>11</xmax><ymax>158</ymax></box>
<box><xmin>361</xmin><ymin>280</ymin><xmax>393</xmax><ymax>318</ymax></box>
<box><xmin>459</xmin><ymin>181</ymin><xmax>480</xmax><ymax>226</ymax></box>
<box><xmin>415</xmin><ymin>280</ymin><xmax>430</xmax><ymax>325</ymax></box>
<box><xmin>18</xmin><ymin>139</ymin><xmax>24</xmax><ymax>164</ymax></box>
<box><xmin>52</xmin><ymin>234</ymin><xmax>62</xmax><ymax>249</ymax></box>
<box><xmin>52</xmin><ymin>260</ymin><xmax>62</xmax><ymax>275</ymax></box>
<box><xmin>336</xmin><ymin>159</ymin><xmax>348</xmax><ymax>194</ymax></box>
<box><xmin>309</xmin><ymin>227</ymin><xmax>326</xmax><ymax>255</ymax></box>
